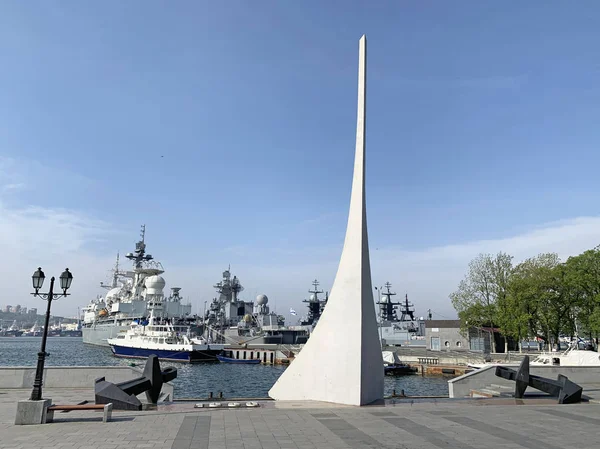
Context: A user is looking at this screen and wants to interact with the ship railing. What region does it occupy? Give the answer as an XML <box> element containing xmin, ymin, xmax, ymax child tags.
<box><xmin>204</xmin><ymin>324</ymin><xmax>243</xmax><ymax>345</ymax></box>
<box><xmin>278</xmin><ymin>344</ymin><xmax>301</xmax><ymax>358</ymax></box>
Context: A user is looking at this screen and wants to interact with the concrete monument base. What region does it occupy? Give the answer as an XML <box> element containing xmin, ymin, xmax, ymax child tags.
<box><xmin>15</xmin><ymin>398</ymin><xmax>52</xmax><ymax>425</ymax></box>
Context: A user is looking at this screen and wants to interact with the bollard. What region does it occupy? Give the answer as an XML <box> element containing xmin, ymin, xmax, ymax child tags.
<box><xmin>400</xmin><ymin>389</ymin><xmax>405</xmax><ymax>397</ymax></box>
<box><xmin>219</xmin><ymin>391</ymin><xmax>223</xmax><ymax>399</ymax></box>
<box><xmin>392</xmin><ymin>389</ymin><xmax>396</xmax><ymax>397</ymax></box>
<box><xmin>209</xmin><ymin>392</ymin><xmax>213</xmax><ymax>399</ymax></box>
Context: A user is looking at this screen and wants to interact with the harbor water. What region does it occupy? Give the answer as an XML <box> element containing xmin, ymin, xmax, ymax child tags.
<box><xmin>0</xmin><ymin>338</ymin><xmax>450</xmax><ymax>398</ymax></box>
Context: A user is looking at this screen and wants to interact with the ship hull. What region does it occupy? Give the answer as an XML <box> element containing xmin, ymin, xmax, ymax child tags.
<box><xmin>82</xmin><ymin>325</ymin><xmax>128</xmax><ymax>346</ymax></box>
<box><xmin>109</xmin><ymin>344</ymin><xmax>221</xmax><ymax>363</ymax></box>
<box><xmin>83</xmin><ymin>323</ymin><xmax>200</xmax><ymax>346</ymax></box>
<box><xmin>0</xmin><ymin>330</ymin><xmax>23</xmax><ymax>337</ymax></box>
<box><xmin>61</xmin><ymin>330</ymin><xmax>83</xmax><ymax>337</ymax></box>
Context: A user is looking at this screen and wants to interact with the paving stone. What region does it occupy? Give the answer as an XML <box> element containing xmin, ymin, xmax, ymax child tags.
<box><xmin>3</xmin><ymin>388</ymin><xmax>600</xmax><ymax>449</ymax></box>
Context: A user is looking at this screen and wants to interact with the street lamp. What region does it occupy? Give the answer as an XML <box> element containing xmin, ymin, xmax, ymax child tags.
<box><xmin>29</xmin><ymin>267</ymin><xmax>73</xmax><ymax>401</ymax></box>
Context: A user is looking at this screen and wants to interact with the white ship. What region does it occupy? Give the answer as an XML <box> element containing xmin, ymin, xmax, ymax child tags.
<box><xmin>81</xmin><ymin>226</ymin><xmax>195</xmax><ymax>346</ymax></box>
<box><xmin>531</xmin><ymin>345</ymin><xmax>600</xmax><ymax>366</ymax></box>
<box><xmin>22</xmin><ymin>321</ymin><xmax>43</xmax><ymax>337</ymax></box>
<box><xmin>108</xmin><ymin>307</ymin><xmax>224</xmax><ymax>363</ymax></box>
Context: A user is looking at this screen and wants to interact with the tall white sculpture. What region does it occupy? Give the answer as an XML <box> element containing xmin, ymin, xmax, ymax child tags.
<box><xmin>268</xmin><ymin>35</ymin><xmax>383</xmax><ymax>406</ymax></box>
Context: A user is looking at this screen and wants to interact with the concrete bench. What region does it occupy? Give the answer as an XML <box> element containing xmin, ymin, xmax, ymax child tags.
<box><xmin>45</xmin><ymin>403</ymin><xmax>113</xmax><ymax>423</ymax></box>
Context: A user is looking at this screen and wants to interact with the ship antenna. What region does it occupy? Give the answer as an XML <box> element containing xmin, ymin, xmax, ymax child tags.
<box><xmin>111</xmin><ymin>252</ymin><xmax>120</xmax><ymax>288</ymax></box>
<box><xmin>140</xmin><ymin>224</ymin><xmax>146</xmax><ymax>243</ymax></box>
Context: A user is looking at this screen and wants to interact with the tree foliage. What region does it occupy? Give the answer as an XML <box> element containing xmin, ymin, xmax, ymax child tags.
<box><xmin>451</xmin><ymin>247</ymin><xmax>600</xmax><ymax>351</ymax></box>
<box><xmin>450</xmin><ymin>252</ymin><xmax>513</xmax><ymax>352</ymax></box>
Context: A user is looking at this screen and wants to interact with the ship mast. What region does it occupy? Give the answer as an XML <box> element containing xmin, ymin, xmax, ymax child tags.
<box><xmin>378</xmin><ymin>282</ymin><xmax>400</xmax><ymax>322</ymax></box>
<box><xmin>309</xmin><ymin>279</ymin><xmax>323</xmax><ymax>298</ymax></box>
<box><xmin>301</xmin><ymin>279</ymin><xmax>327</xmax><ymax>326</ymax></box>
<box><xmin>100</xmin><ymin>252</ymin><xmax>125</xmax><ymax>290</ymax></box>
<box><xmin>125</xmin><ymin>224</ymin><xmax>154</xmax><ymax>269</ymax></box>
<box><xmin>399</xmin><ymin>293</ymin><xmax>416</xmax><ymax>322</ymax></box>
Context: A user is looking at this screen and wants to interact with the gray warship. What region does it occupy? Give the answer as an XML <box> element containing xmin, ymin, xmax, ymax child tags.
<box><xmin>203</xmin><ymin>269</ymin><xmax>309</xmax><ymax>345</ymax></box>
<box><xmin>376</xmin><ymin>282</ymin><xmax>426</xmax><ymax>346</ymax></box>
<box><xmin>299</xmin><ymin>280</ymin><xmax>328</xmax><ymax>327</ymax></box>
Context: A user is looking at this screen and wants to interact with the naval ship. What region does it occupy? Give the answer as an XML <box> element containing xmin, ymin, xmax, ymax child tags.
<box><xmin>81</xmin><ymin>226</ymin><xmax>195</xmax><ymax>346</ymax></box>
<box><xmin>203</xmin><ymin>269</ymin><xmax>310</xmax><ymax>345</ymax></box>
<box><xmin>376</xmin><ymin>282</ymin><xmax>426</xmax><ymax>347</ymax></box>
<box><xmin>299</xmin><ymin>280</ymin><xmax>328</xmax><ymax>327</ymax></box>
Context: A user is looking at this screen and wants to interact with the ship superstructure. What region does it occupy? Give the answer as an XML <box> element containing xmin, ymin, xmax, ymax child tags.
<box><xmin>300</xmin><ymin>280</ymin><xmax>328</xmax><ymax>327</ymax></box>
<box><xmin>81</xmin><ymin>226</ymin><xmax>194</xmax><ymax>346</ymax></box>
<box><xmin>377</xmin><ymin>282</ymin><xmax>425</xmax><ymax>346</ymax></box>
<box><xmin>22</xmin><ymin>321</ymin><xmax>43</xmax><ymax>337</ymax></box>
<box><xmin>204</xmin><ymin>269</ymin><xmax>307</xmax><ymax>345</ymax></box>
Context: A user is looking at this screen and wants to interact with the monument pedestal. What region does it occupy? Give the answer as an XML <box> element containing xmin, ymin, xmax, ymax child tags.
<box><xmin>15</xmin><ymin>398</ymin><xmax>52</xmax><ymax>425</ymax></box>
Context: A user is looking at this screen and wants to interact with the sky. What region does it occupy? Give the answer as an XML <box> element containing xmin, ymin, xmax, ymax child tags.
<box><xmin>1</xmin><ymin>1</ymin><xmax>600</xmax><ymax>322</ymax></box>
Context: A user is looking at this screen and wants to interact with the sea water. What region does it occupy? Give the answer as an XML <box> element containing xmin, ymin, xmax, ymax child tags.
<box><xmin>0</xmin><ymin>337</ymin><xmax>450</xmax><ymax>398</ymax></box>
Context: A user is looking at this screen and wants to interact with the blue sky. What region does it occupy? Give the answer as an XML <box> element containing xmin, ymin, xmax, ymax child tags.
<box><xmin>1</xmin><ymin>1</ymin><xmax>600</xmax><ymax>319</ymax></box>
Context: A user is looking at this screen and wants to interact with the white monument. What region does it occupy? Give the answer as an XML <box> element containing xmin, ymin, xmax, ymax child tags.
<box><xmin>268</xmin><ymin>35</ymin><xmax>384</xmax><ymax>406</ymax></box>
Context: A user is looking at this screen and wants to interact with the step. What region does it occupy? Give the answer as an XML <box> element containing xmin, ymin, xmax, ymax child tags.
<box><xmin>470</xmin><ymin>389</ymin><xmax>494</xmax><ymax>398</ymax></box>
<box><xmin>470</xmin><ymin>388</ymin><xmax>503</xmax><ymax>398</ymax></box>
<box><xmin>478</xmin><ymin>388</ymin><xmax>502</xmax><ymax>396</ymax></box>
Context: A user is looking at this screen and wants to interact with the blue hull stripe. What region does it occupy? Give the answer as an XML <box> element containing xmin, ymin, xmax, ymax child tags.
<box><xmin>110</xmin><ymin>344</ymin><xmax>220</xmax><ymax>363</ymax></box>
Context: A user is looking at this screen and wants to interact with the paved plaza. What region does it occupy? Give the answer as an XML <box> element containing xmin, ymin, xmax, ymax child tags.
<box><xmin>2</xmin><ymin>388</ymin><xmax>600</xmax><ymax>449</ymax></box>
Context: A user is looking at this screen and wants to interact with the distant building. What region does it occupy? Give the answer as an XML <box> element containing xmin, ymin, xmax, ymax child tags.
<box><xmin>21</xmin><ymin>307</ymin><xmax>27</xmax><ymax>314</ymax></box>
<box><xmin>28</xmin><ymin>308</ymin><xmax>38</xmax><ymax>316</ymax></box>
<box><xmin>424</xmin><ymin>320</ymin><xmax>514</xmax><ymax>353</ymax></box>
<box><xmin>425</xmin><ymin>320</ymin><xmax>469</xmax><ymax>351</ymax></box>
<box><xmin>2</xmin><ymin>305</ymin><xmax>10</xmax><ymax>313</ymax></box>
<box><xmin>14</xmin><ymin>305</ymin><xmax>21</xmax><ymax>314</ymax></box>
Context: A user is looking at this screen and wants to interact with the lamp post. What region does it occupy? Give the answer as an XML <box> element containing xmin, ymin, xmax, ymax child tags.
<box><xmin>29</xmin><ymin>267</ymin><xmax>73</xmax><ymax>401</ymax></box>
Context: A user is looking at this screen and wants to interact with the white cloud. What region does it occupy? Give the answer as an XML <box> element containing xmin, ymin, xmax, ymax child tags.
<box><xmin>0</xmin><ymin>201</ymin><xmax>116</xmax><ymax>318</ymax></box>
<box><xmin>370</xmin><ymin>216</ymin><xmax>600</xmax><ymax>319</ymax></box>
<box><xmin>2</xmin><ymin>183</ymin><xmax>26</xmax><ymax>192</ymax></box>
<box><xmin>1</xmin><ymin>188</ymin><xmax>599</xmax><ymax>325</ymax></box>
<box><xmin>161</xmin><ymin>216</ymin><xmax>600</xmax><ymax>324</ymax></box>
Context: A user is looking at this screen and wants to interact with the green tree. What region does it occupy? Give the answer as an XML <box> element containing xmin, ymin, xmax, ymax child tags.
<box><xmin>564</xmin><ymin>247</ymin><xmax>600</xmax><ymax>346</ymax></box>
<box><xmin>450</xmin><ymin>252</ymin><xmax>513</xmax><ymax>353</ymax></box>
<box><xmin>497</xmin><ymin>260</ymin><xmax>535</xmax><ymax>352</ymax></box>
<box><xmin>537</xmin><ymin>261</ymin><xmax>578</xmax><ymax>349</ymax></box>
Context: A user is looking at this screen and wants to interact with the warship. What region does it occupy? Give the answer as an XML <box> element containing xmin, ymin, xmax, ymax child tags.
<box><xmin>81</xmin><ymin>226</ymin><xmax>195</xmax><ymax>346</ymax></box>
<box><xmin>203</xmin><ymin>269</ymin><xmax>310</xmax><ymax>345</ymax></box>
<box><xmin>376</xmin><ymin>282</ymin><xmax>425</xmax><ymax>347</ymax></box>
<box><xmin>299</xmin><ymin>280</ymin><xmax>328</xmax><ymax>327</ymax></box>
